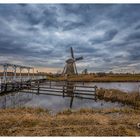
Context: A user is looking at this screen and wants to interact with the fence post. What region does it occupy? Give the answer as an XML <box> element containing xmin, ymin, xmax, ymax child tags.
<box><xmin>70</xmin><ymin>96</ymin><xmax>74</xmax><ymax>108</ymax></box>
<box><xmin>63</xmin><ymin>86</ymin><xmax>65</xmax><ymax>97</ymax></box>
<box><xmin>94</xmin><ymin>85</ymin><xmax>97</xmax><ymax>101</ymax></box>
<box><xmin>37</xmin><ymin>81</ymin><xmax>40</xmax><ymax>94</ymax></box>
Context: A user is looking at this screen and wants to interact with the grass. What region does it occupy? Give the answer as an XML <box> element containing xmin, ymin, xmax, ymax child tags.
<box><xmin>96</xmin><ymin>88</ymin><xmax>140</xmax><ymax>109</ymax></box>
<box><xmin>0</xmin><ymin>107</ymin><xmax>139</xmax><ymax>136</ymax></box>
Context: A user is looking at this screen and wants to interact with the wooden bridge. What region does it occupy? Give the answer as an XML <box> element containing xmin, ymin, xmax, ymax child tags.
<box><xmin>0</xmin><ymin>63</ymin><xmax>34</xmax><ymax>83</ymax></box>
<box><xmin>0</xmin><ymin>63</ymin><xmax>46</xmax><ymax>93</ymax></box>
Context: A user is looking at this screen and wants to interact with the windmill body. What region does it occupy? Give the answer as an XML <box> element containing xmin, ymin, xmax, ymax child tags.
<box><xmin>62</xmin><ymin>47</ymin><xmax>83</xmax><ymax>76</ymax></box>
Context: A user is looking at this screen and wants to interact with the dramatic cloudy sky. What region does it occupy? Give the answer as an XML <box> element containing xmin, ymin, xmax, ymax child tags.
<box><xmin>0</xmin><ymin>4</ymin><xmax>140</xmax><ymax>73</ymax></box>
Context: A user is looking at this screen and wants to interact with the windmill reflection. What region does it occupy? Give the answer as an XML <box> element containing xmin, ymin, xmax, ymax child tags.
<box><xmin>65</xmin><ymin>81</ymin><xmax>75</xmax><ymax>108</ymax></box>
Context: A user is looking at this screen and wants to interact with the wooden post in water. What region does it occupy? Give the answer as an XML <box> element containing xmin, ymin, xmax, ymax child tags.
<box><xmin>70</xmin><ymin>96</ymin><xmax>74</xmax><ymax>108</ymax></box>
<box><xmin>66</xmin><ymin>81</ymin><xmax>75</xmax><ymax>108</ymax></box>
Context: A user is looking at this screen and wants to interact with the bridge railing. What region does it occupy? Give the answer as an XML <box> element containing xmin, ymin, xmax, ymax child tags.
<box><xmin>0</xmin><ymin>75</ymin><xmax>47</xmax><ymax>93</ymax></box>
<box><xmin>0</xmin><ymin>75</ymin><xmax>46</xmax><ymax>83</ymax></box>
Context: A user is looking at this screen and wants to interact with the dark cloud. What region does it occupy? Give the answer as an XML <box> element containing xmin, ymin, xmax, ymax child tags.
<box><xmin>105</xmin><ymin>29</ymin><xmax>118</xmax><ymax>40</ymax></box>
<box><xmin>0</xmin><ymin>4</ymin><xmax>140</xmax><ymax>72</ymax></box>
<box><xmin>90</xmin><ymin>29</ymin><xmax>118</xmax><ymax>44</ymax></box>
<box><xmin>126</xmin><ymin>31</ymin><xmax>140</xmax><ymax>41</ymax></box>
<box><xmin>42</xmin><ymin>9</ymin><xmax>59</xmax><ymax>28</ymax></box>
<box><xmin>135</xmin><ymin>24</ymin><xmax>140</xmax><ymax>30</ymax></box>
<box><xmin>18</xmin><ymin>4</ymin><xmax>28</xmax><ymax>7</ymax></box>
<box><xmin>127</xmin><ymin>45</ymin><xmax>140</xmax><ymax>61</ymax></box>
<box><xmin>62</xmin><ymin>4</ymin><xmax>113</xmax><ymax>25</ymax></box>
<box><xmin>25</xmin><ymin>12</ymin><xmax>41</xmax><ymax>26</ymax></box>
<box><xmin>62</xmin><ymin>22</ymin><xmax>85</xmax><ymax>31</ymax></box>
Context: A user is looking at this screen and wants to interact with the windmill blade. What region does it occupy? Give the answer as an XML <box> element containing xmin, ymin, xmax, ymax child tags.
<box><xmin>75</xmin><ymin>56</ymin><xmax>83</xmax><ymax>61</ymax></box>
<box><xmin>70</xmin><ymin>47</ymin><xmax>74</xmax><ymax>59</ymax></box>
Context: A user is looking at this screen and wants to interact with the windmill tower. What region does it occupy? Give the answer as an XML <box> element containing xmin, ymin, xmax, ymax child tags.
<box><xmin>62</xmin><ymin>47</ymin><xmax>83</xmax><ymax>76</ymax></box>
<box><xmin>82</xmin><ymin>68</ymin><xmax>88</xmax><ymax>74</ymax></box>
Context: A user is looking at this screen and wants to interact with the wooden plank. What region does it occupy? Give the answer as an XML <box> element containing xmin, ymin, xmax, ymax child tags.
<box><xmin>38</xmin><ymin>86</ymin><xmax>96</xmax><ymax>93</ymax></box>
<box><xmin>20</xmin><ymin>90</ymin><xmax>96</xmax><ymax>100</ymax></box>
<box><xmin>30</xmin><ymin>87</ymin><xmax>95</xmax><ymax>94</ymax></box>
<box><xmin>21</xmin><ymin>88</ymin><xmax>95</xmax><ymax>97</ymax></box>
<box><xmin>39</xmin><ymin>84</ymin><xmax>97</xmax><ymax>89</ymax></box>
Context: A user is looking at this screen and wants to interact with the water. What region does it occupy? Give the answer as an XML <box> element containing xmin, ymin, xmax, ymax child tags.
<box><xmin>1</xmin><ymin>81</ymin><xmax>138</xmax><ymax>113</ymax></box>
<box><xmin>0</xmin><ymin>91</ymin><xmax>125</xmax><ymax>113</ymax></box>
<box><xmin>25</xmin><ymin>94</ymin><xmax>125</xmax><ymax>113</ymax></box>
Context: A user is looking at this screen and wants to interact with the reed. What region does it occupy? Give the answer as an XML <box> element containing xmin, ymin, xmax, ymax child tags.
<box><xmin>96</xmin><ymin>88</ymin><xmax>140</xmax><ymax>108</ymax></box>
<box><xmin>48</xmin><ymin>74</ymin><xmax>140</xmax><ymax>82</ymax></box>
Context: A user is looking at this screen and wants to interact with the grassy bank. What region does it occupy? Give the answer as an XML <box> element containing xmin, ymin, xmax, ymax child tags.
<box><xmin>0</xmin><ymin>107</ymin><xmax>139</xmax><ymax>136</ymax></box>
<box><xmin>96</xmin><ymin>88</ymin><xmax>140</xmax><ymax>109</ymax></box>
<box><xmin>48</xmin><ymin>74</ymin><xmax>140</xmax><ymax>82</ymax></box>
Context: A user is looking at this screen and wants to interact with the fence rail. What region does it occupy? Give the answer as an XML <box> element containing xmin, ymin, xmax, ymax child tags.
<box><xmin>0</xmin><ymin>80</ymin><xmax>97</xmax><ymax>108</ymax></box>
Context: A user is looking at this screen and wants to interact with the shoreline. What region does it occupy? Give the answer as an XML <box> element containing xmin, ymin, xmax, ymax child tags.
<box><xmin>47</xmin><ymin>80</ymin><xmax>140</xmax><ymax>83</ymax></box>
<box><xmin>96</xmin><ymin>88</ymin><xmax>140</xmax><ymax>109</ymax></box>
<box><xmin>48</xmin><ymin>75</ymin><xmax>140</xmax><ymax>83</ymax></box>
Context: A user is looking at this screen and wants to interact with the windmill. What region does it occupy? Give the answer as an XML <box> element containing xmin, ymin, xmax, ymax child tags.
<box><xmin>82</xmin><ymin>68</ymin><xmax>88</xmax><ymax>74</ymax></box>
<box><xmin>62</xmin><ymin>47</ymin><xmax>83</xmax><ymax>76</ymax></box>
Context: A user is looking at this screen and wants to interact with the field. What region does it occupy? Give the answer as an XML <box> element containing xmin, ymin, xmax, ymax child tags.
<box><xmin>0</xmin><ymin>107</ymin><xmax>139</xmax><ymax>136</ymax></box>
<box><xmin>1</xmin><ymin>72</ymin><xmax>140</xmax><ymax>82</ymax></box>
<box><xmin>48</xmin><ymin>74</ymin><xmax>140</xmax><ymax>82</ymax></box>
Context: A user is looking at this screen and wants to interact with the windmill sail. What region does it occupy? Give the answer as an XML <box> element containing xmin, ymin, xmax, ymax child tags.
<box><xmin>70</xmin><ymin>47</ymin><xmax>74</xmax><ymax>59</ymax></box>
<box><xmin>75</xmin><ymin>56</ymin><xmax>83</xmax><ymax>61</ymax></box>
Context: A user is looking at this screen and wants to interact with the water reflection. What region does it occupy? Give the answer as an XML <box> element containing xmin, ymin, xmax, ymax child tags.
<box><xmin>0</xmin><ymin>81</ymin><xmax>132</xmax><ymax>112</ymax></box>
<box><xmin>24</xmin><ymin>94</ymin><xmax>125</xmax><ymax>113</ymax></box>
<box><xmin>0</xmin><ymin>91</ymin><xmax>125</xmax><ymax>113</ymax></box>
<box><xmin>0</xmin><ymin>92</ymin><xmax>33</xmax><ymax>109</ymax></box>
